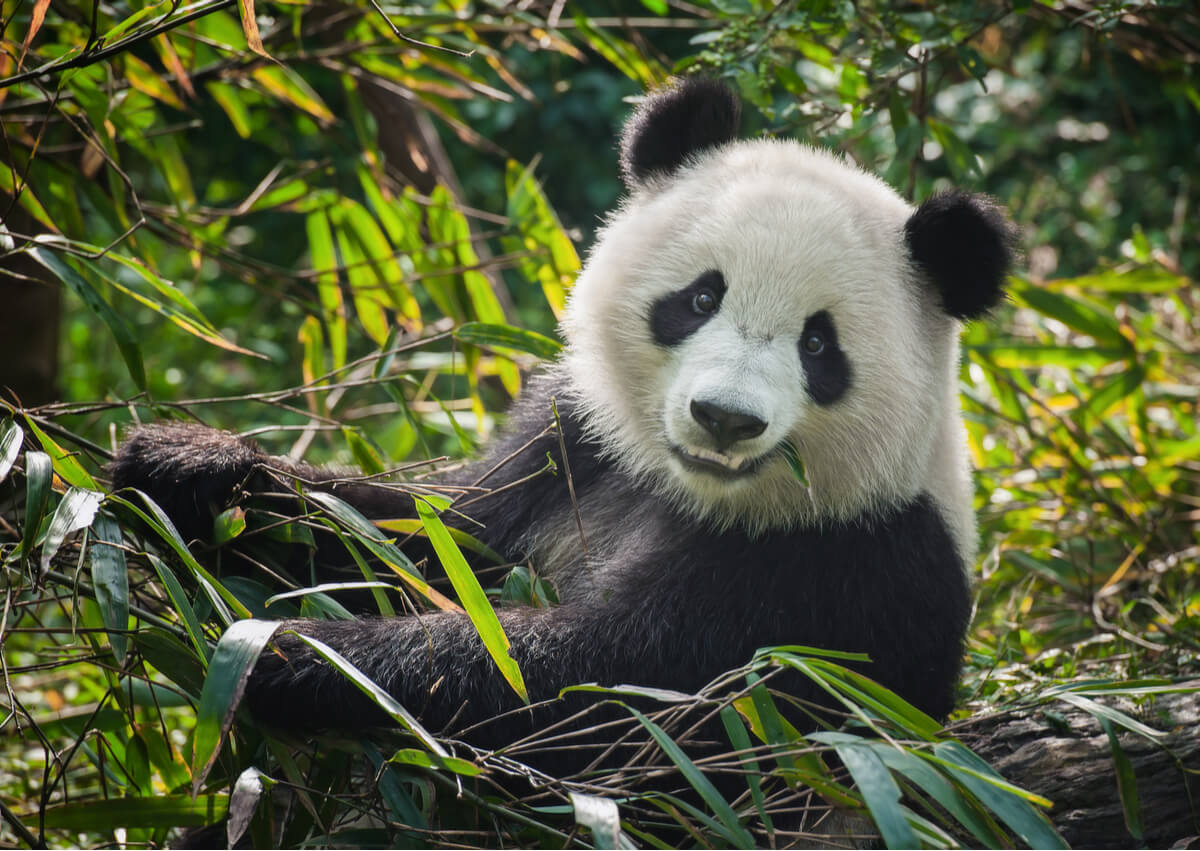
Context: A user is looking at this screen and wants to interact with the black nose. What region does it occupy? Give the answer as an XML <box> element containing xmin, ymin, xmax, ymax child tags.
<box><xmin>690</xmin><ymin>400</ymin><xmax>767</xmax><ymax>450</ymax></box>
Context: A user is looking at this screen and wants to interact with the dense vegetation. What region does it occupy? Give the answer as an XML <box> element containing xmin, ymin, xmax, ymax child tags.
<box><xmin>0</xmin><ymin>1</ymin><xmax>1196</xmax><ymax>847</ymax></box>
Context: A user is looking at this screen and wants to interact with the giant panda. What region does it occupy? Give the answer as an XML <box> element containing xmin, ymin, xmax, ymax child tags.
<box><xmin>112</xmin><ymin>78</ymin><xmax>1016</xmax><ymax>745</ymax></box>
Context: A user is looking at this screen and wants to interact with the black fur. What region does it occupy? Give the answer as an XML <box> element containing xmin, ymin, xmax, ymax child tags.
<box><xmin>649</xmin><ymin>269</ymin><xmax>726</xmax><ymax>347</ymax></box>
<box><xmin>112</xmin><ymin>373</ymin><xmax>969</xmax><ymax>754</ymax></box>
<box><xmin>904</xmin><ymin>190</ymin><xmax>1018</xmax><ymax>320</ymax></box>
<box><xmin>799</xmin><ymin>310</ymin><xmax>852</xmax><ymax>406</ymax></box>
<box><xmin>620</xmin><ymin>77</ymin><xmax>741</xmax><ymax>188</ymax></box>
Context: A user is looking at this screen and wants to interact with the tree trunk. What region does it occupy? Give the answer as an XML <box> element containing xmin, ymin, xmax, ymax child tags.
<box><xmin>953</xmin><ymin>691</ymin><xmax>1200</xmax><ymax>848</ymax></box>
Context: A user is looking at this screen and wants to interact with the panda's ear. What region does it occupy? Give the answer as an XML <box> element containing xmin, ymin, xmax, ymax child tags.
<box><xmin>905</xmin><ymin>190</ymin><xmax>1019</xmax><ymax>320</ymax></box>
<box><xmin>619</xmin><ymin>77</ymin><xmax>741</xmax><ymax>189</ymax></box>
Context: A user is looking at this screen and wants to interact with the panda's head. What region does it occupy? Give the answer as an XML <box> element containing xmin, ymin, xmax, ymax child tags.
<box><xmin>562</xmin><ymin>78</ymin><xmax>1017</xmax><ymax>540</ymax></box>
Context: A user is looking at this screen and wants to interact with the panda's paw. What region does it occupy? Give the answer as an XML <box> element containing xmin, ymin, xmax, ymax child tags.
<box><xmin>109</xmin><ymin>422</ymin><xmax>267</xmax><ymax>541</ymax></box>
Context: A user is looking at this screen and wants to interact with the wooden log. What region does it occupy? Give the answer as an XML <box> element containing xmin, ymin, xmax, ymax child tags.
<box><xmin>953</xmin><ymin>691</ymin><xmax>1200</xmax><ymax>848</ymax></box>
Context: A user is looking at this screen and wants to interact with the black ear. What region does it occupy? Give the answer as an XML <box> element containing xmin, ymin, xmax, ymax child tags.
<box><xmin>905</xmin><ymin>190</ymin><xmax>1019</xmax><ymax>320</ymax></box>
<box><xmin>619</xmin><ymin>77</ymin><xmax>741</xmax><ymax>189</ymax></box>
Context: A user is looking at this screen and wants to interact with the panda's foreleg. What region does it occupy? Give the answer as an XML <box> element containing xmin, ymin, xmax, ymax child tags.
<box><xmin>242</xmin><ymin>585</ymin><xmax>700</xmax><ymax>747</ymax></box>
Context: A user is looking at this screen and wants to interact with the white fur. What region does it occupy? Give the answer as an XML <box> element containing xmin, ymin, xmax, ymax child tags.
<box><xmin>560</xmin><ymin>139</ymin><xmax>977</xmax><ymax>566</ymax></box>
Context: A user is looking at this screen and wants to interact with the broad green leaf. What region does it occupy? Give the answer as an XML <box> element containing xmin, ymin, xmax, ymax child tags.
<box><xmin>1054</xmin><ymin>691</ymin><xmax>1164</xmax><ymax>742</ymax></box>
<box><xmin>213</xmin><ymin>506</ymin><xmax>247</xmax><ymax>545</ymax></box>
<box><xmin>375</xmin><ymin>516</ymin><xmax>504</xmax><ymax>563</ymax></box>
<box><xmin>251</xmin><ymin>65</ymin><xmax>333</xmax><ymax>123</ymax></box>
<box><xmin>1008</xmin><ymin>278</ymin><xmax>1130</xmax><ymax>350</ymax></box>
<box><xmin>39</xmin><ymin>487</ymin><xmax>103</xmax><ymax>578</ymax></box>
<box><xmin>0</xmin><ymin>420</ymin><xmax>23</xmax><ymax>483</ymax></box>
<box><xmin>23</xmin><ymin>415</ymin><xmax>96</xmax><ymax>489</ymax></box>
<box><xmin>124</xmin><ymin>53</ymin><xmax>184</xmax><ymax>109</ymax></box>
<box><xmin>872</xmin><ymin>743</ymin><xmax>1010</xmax><ymax>847</ymax></box>
<box><xmin>192</xmin><ymin>619</ymin><xmax>282</xmax><ymax>793</ymax></box>
<box><xmin>40</xmin><ymin>795</ymin><xmax>229</xmax><ymax>830</ymax></box>
<box><xmin>206</xmin><ymin>81</ymin><xmax>253</xmax><ymax>138</ymax></box>
<box><xmin>719</xmin><ymin>705</ymin><xmax>773</xmax><ymax>832</ymax></box>
<box><xmin>19</xmin><ymin>450</ymin><xmax>52</xmax><ymax>563</ymax></box>
<box><xmin>415</xmin><ymin>497</ymin><xmax>527</xmax><ymax>703</ymax></box>
<box><xmin>388</xmin><ymin>747</ymin><xmax>482</xmax><ymax>777</ymax></box>
<box><xmin>454</xmin><ymin>322</ymin><xmax>562</xmax><ymax>359</ymax></box>
<box><xmin>27</xmin><ymin>245</ymin><xmax>146</xmax><ymax>390</ymax></box>
<box><xmin>1100</xmin><ymin>717</ymin><xmax>1144</xmax><ymax>841</ymax></box>
<box><xmin>626</xmin><ymin>705</ymin><xmax>755</xmax><ymax>849</ymax></box>
<box><xmin>931</xmin><ymin>741</ymin><xmax>1066</xmax><ymax>849</ymax></box>
<box><xmin>810</xmin><ymin>732</ymin><xmax>918</xmax><ymax>849</ymax></box>
<box><xmin>306</xmin><ymin>210</ymin><xmax>347</xmax><ymax>369</ymax></box>
<box><xmin>145</xmin><ymin>553</ymin><xmax>210</xmax><ymax>664</ymax></box>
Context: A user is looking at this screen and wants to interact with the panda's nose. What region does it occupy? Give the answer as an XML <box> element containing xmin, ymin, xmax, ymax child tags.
<box><xmin>690</xmin><ymin>400</ymin><xmax>767</xmax><ymax>450</ymax></box>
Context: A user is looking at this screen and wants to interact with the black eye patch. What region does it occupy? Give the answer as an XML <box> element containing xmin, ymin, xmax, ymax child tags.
<box><xmin>799</xmin><ymin>311</ymin><xmax>851</xmax><ymax>406</ymax></box>
<box><xmin>649</xmin><ymin>270</ymin><xmax>727</xmax><ymax>347</ymax></box>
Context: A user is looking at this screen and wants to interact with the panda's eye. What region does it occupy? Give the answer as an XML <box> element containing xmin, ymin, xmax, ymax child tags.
<box><xmin>692</xmin><ymin>289</ymin><xmax>718</xmax><ymax>314</ymax></box>
<box><xmin>802</xmin><ymin>332</ymin><xmax>826</xmax><ymax>355</ymax></box>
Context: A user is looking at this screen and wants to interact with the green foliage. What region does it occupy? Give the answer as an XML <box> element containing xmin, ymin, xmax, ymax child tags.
<box><xmin>1</xmin><ymin>1</ymin><xmax>1197</xmax><ymax>848</ymax></box>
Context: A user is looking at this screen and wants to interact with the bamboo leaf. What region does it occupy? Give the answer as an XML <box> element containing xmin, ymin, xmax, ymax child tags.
<box><xmin>0</xmin><ymin>420</ymin><xmax>23</xmax><ymax>483</ymax></box>
<box><xmin>415</xmin><ymin>497</ymin><xmax>528</xmax><ymax>703</ymax></box>
<box><xmin>454</xmin><ymin>322</ymin><xmax>562</xmax><ymax>359</ymax></box>
<box><xmin>192</xmin><ymin>619</ymin><xmax>282</xmax><ymax>793</ymax></box>
<box><xmin>626</xmin><ymin>705</ymin><xmax>755</xmax><ymax>848</ymax></box>
<box><xmin>39</xmin><ymin>487</ymin><xmax>103</xmax><ymax>578</ymax></box>
<box><xmin>19</xmin><ymin>450</ymin><xmax>52</xmax><ymax>563</ymax></box>
<box><xmin>90</xmin><ymin>512</ymin><xmax>129</xmax><ymax>664</ymax></box>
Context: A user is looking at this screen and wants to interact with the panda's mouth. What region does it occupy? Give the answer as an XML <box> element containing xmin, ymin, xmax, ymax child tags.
<box><xmin>671</xmin><ymin>445</ymin><xmax>770</xmax><ymax>479</ymax></box>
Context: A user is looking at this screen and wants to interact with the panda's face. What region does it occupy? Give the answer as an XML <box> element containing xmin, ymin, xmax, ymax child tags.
<box><xmin>564</xmin><ymin>141</ymin><xmax>964</xmax><ymax>531</ymax></box>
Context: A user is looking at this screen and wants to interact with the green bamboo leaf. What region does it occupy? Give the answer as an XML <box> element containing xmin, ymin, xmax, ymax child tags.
<box><xmin>23</xmin><ymin>414</ymin><xmax>97</xmax><ymax>489</ymax></box>
<box><xmin>375</xmin><ymin>517</ymin><xmax>504</xmax><ymax>563</ymax></box>
<box><xmin>306</xmin><ymin>210</ymin><xmax>347</xmax><ymax>369</ymax></box>
<box><xmin>19</xmin><ymin>450</ymin><xmax>52</xmax><ymax>563</ymax></box>
<box><xmin>145</xmin><ymin>553</ymin><xmax>210</xmax><ymax>664</ymax></box>
<box><xmin>0</xmin><ymin>419</ymin><xmax>23</xmax><ymax>483</ymax></box>
<box><xmin>110</xmin><ymin>491</ymin><xmax>252</xmax><ymax>622</ymax></box>
<box><xmin>415</xmin><ymin>497</ymin><xmax>528</xmax><ymax>703</ymax></box>
<box><xmin>968</xmin><ymin>344</ymin><xmax>1126</xmax><ymax>368</ymax></box>
<box><xmin>26</xmin><ymin>245</ymin><xmax>146</xmax><ymax>389</ymax></box>
<box><xmin>1099</xmin><ymin>717</ymin><xmax>1144</xmax><ymax>841</ymax></box>
<box><xmin>1008</xmin><ymin>279</ymin><xmax>1131</xmax><ymax>350</ymax></box>
<box><xmin>342</xmin><ymin>427</ymin><xmax>386</xmax><ymax>475</ymax></box>
<box><xmin>89</xmin><ymin>511</ymin><xmax>129</xmax><ymax>664</ymax></box>
<box><xmin>39</xmin><ymin>487</ymin><xmax>104</xmax><ymax>578</ymax></box>
<box><xmin>931</xmin><ymin>741</ymin><xmax>1067</xmax><ymax>849</ymax></box>
<box><xmin>40</xmin><ymin>795</ymin><xmax>229</xmax><ymax>830</ymax></box>
<box><xmin>1081</xmin><ymin>364</ymin><xmax>1146</xmax><ymax>419</ymax></box>
<box><xmin>287</xmin><ymin>630</ymin><xmax>446</xmax><ymax>755</ymax></box>
<box><xmin>870</xmin><ymin>743</ymin><xmax>1011</xmax><ymax>847</ymax></box>
<box><xmin>626</xmin><ymin>705</ymin><xmax>755</xmax><ymax>849</ymax></box>
<box><xmin>1054</xmin><ymin>691</ymin><xmax>1165</xmax><ymax>742</ymax></box>
<box><xmin>303</xmin><ymin>491</ymin><xmax>458</xmax><ymax>611</ymax></box>
<box><xmin>213</xmin><ymin>506</ymin><xmax>247</xmax><ymax>545</ymax></box>
<box><xmin>388</xmin><ymin>747</ymin><xmax>482</xmax><ymax>777</ymax></box>
<box><xmin>192</xmin><ymin>619</ymin><xmax>282</xmax><ymax>793</ymax></box>
<box><xmin>719</xmin><ymin>705</ymin><xmax>773</xmax><ymax>832</ymax></box>
<box><xmin>454</xmin><ymin>322</ymin><xmax>563</xmax><ymax>360</ymax></box>
<box><xmin>206</xmin><ymin>80</ymin><xmax>253</xmax><ymax>138</ymax></box>
<box><xmin>812</xmin><ymin>732</ymin><xmax>919</xmax><ymax>849</ymax></box>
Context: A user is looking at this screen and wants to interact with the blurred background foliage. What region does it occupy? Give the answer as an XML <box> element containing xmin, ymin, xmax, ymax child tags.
<box><xmin>0</xmin><ymin>0</ymin><xmax>1197</xmax><ymax>847</ymax></box>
